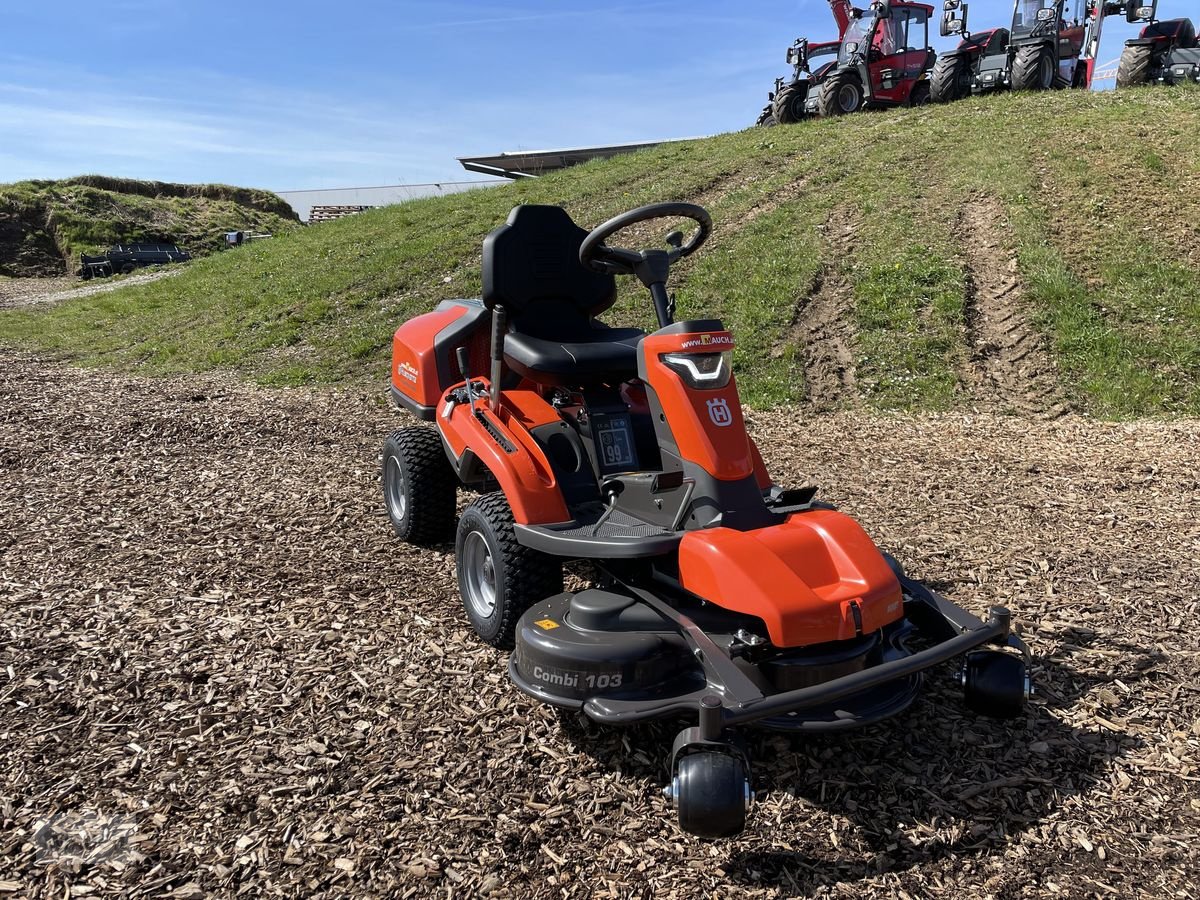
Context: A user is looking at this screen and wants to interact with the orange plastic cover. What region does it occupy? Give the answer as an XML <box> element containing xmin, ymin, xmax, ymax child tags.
<box><xmin>391</xmin><ymin>305</ymin><xmax>468</xmax><ymax>408</ymax></box>
<box><xmin>641</xmin><ymin>329</ymin><xmax>755</xmax><ymax>482</ymax></box>
<box><xmin>678</xmin><ymin>507</ymin><xmax>904</xmax><ymax>647</ymax></box>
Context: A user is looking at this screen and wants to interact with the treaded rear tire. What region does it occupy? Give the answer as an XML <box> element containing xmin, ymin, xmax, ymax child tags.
<box><xmin>1116</xmin><ymin>43</ymin><xmax>1153</xmax><ymax>88</ymax></box>
<box><xmin>930</xmin><ymin>53</ymin><xmax>969</xmax><ymax>102</ymax></box>
<box><xmin>772</xmin><ymin>82</ymin><xmax>808</xmax><ymax>124</ymax></box>
<box><xmin>456</xmin><ymin>492</ymin><xmax>563</xmax><ymax>650</ymax></box>
<box><xmin>817</xmin><ymin>69</ymin><xmax>864</xmax><ymax>117</ymax></box>
<box><xmin>1012</xmin><ymin>44</ymin><xmax>1054</xmax><ymax>91</ymax></box>
<box><xmin>755</xmin><ymin>105</ymin><xmax>777</xmax><ymax>127</ymax></box>
<box><xmin>382</xmin><ymin>427</ymin><xmax>457</xmax><ymax>545</ymax></box>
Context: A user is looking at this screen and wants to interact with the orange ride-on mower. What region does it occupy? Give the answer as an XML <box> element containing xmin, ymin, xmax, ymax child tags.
<box><xmin>382</xmin><ymin>202</ymin><xmax>1031</xmax><ymax>838</ymax></box>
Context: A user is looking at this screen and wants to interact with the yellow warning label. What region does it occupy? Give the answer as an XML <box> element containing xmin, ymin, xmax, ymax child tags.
<box><xmin>534</xmin><ymin>618</ymin><xmax>560</xmax><ymax>630</ymax></box>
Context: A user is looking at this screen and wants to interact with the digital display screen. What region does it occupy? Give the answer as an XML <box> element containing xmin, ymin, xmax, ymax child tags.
<box><xmin>593</xmin><ymin>414</ymin><xmax>636</xmax><ymax>472</ymax></box>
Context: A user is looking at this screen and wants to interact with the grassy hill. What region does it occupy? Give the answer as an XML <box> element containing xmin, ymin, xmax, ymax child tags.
<box><xmin>0</xmin><ymin>88</ymin><xmax>1197</xmax><ymax>417</ymax></box>
<box><xmin>0</xmin><ymin>176</ymin><xmax>300</xmax><ymax>276</ymax></box>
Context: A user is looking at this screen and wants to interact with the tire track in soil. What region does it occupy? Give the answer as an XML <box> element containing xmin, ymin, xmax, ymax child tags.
<box><xmin>959</xmin><ymin>199</ymin><xmax>1068</xmax><ymax>418</ymax></box>
<box><xmin>771</xmin><ymin>205</ymin><xmax>859</xmax><ymax>409</ymax></box>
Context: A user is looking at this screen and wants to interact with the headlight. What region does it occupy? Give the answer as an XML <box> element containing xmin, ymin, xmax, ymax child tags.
<box><xmin>660</xmin><ymin>351</ymin><xmax>732</xmax><ymax>389</ymax></box>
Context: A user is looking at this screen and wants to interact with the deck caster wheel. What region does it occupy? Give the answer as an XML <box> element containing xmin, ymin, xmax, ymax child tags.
<box><xmin>666</xmin><ymin>752</ymin><xmax>751</xmax><ymax>839</ymax></box>
<box><xmin>962</xmin><ymin>650</ymin><xmax>1029</xmax><ymax>719</ymax></box>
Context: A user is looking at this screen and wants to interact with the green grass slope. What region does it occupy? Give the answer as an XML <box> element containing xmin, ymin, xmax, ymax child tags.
<box><xmin>0</xmin><ymin>176</ymin><xmax>300</xmax><ymax>276</ymax></box>
<box><xmin>0</xmin><ymin>88</ymin><xmax>1197</xmax><ymax>416</ymax></box>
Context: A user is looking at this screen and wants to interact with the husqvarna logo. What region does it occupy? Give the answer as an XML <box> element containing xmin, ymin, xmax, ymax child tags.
<box><xmin>706</xmin><ymin>397</ymin><xmax>733</xmax><ymax>427</ymax></box>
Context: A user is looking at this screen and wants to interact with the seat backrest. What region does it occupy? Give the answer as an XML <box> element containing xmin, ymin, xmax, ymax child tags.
<box><xmin>481</xmin><ymin>206</ymin><xmax>617</xmax><ymax>334</ymax></box>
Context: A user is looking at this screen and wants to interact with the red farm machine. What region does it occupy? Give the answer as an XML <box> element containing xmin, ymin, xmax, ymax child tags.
<box><xmin>930</xmin><ymin>0</ymin><xmax>1154</xmax><ymax>101</ymax></box>
<box><xmin>756</xmin><ymin>0</ymin><xmax>936</xmax><ymax>124</ymax></box>
<box><xmin>1115</xmin><ymin>0</ymin><xmax>1199</xmax><ymax>87</ymax></box>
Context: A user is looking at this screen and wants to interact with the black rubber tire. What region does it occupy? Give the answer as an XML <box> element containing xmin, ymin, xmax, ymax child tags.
<box><xmin>1012</xmin><ymin>44</ymin><xmax>1055</xmax><ymax>91</ymax></box>
<box><xmin>817</xmin><ymin>69</ymin><xmax>864</xmax><ymax>117</ymax></box>
<box><xmin>455</xmin><ymin>492</ymin><xmax>563</xmax><ymax>649</ymax></box>
<box><xmin>119</xmin><ymin>262</ymin><xmax>136</xmax><ymax>275</ymax></box>
<box><xmin>381</xmin><ymin>427</ymin><xmax>457</xmax><ymax>545</ymax></box>
<box><xmin>962</xmin><ymin>650</ymin><xmax>1029</xmax><ymax>719</ymax></box>
<box><xmin>909</xmin><ymin>81</ymin><xmax>931</xmax><ymax>107</ymax></box>
<box><xmin>930</xmin><ymin>53</ymin><xmax>969</xmax><ymax>103</ymax></box>
<box><xmin>754</xmin><ymin>105</ymin><xmax>777</xmax><ymax>127</ymax></box>
<box><xmin>675</xmin><ymin>752</ymin><xmax>748</xmax><ymax>839</ymax></box>
<box><xmin>80</xmin><ymin>268</ymin><xmax>92</xmax><ymax>281</ymax></box>
<box><xmin>1116</xmin><ymin>43</ymin><xmax>1153</xmax><ymax>88</ymax></box>
<box><xmin>772</xmin><ymin>82</ymin><xmax>808</xmax><ymax>124</ymax></box>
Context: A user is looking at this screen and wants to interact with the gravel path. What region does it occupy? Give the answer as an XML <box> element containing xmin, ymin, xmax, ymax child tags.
<box><xmin>1</xmin><ymin>351</ymin><xmax>1198</xmax><ymax>898</ymax></box>
<box><xmin>0</xmin><ymin>270</ymin><xmax>182</xmax><ymax>310</ymax></box>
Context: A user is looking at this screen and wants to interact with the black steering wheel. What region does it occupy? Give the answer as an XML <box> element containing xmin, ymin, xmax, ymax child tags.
<box><xmin>579</xmin><ymin>202</ymin><xmax>712</xmax><ymax>275</ymax></box>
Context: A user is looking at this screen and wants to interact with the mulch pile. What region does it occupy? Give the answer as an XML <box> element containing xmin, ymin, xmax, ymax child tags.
<box><xmin>1</xmin><ymin>350</ymin><xmax>1198</xmax><ymax>898</ymax></box>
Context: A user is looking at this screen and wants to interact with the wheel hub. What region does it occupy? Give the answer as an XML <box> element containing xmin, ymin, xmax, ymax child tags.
<box><xmin>386</xmin><ymin>456</ymin><xmax>407</xmax><ymax>521</ymax></box>
<box><xmin>462</xmin><ymin>530</ymin><xmax>497</xmax><ymax>619</ymax></box>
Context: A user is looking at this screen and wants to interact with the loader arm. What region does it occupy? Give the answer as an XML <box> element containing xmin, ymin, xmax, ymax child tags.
<box><xmin>829</xmin><ymin>0</ymin><xmax>856</xmax><ymax>37</ymax></box>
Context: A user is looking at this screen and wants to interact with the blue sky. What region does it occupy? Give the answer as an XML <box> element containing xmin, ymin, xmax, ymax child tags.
<box><xmin>1</xmin><ymin>0</ymin><xmax>1146</xmax><ymax>191</ymax></box>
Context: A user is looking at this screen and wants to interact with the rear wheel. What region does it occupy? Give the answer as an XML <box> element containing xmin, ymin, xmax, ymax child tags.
<box><xmin>382</xmin><ymin>427</ymin><xmax>457</xmax><ymax>545</ymax></box>
<box><xmin>119</xmin><ymin>262</ymin><xmax>136</xmax><ymax>275</ymax></box>
<box><xmin>456</xmin><ymin>492</ymin><xmax>563</xmax><ymax>649</ymax></box>
<box><xmin>1012</xmin><ymin>44</ymin><xmax>1055</xmax><ymax>91</ymax></box>
<box><xmin>817</xmin><ymin>69</ymin><xmax>864</xmax><ymax>117</ymax></box>
<box><xmin>1116</xmin><ymin>43</ymin><xmax>1153</xmax><ymax>88</ymax></box>
<box><xmin>930</xmin><ymin>53</ymin><xmax>969</xmax><ymax>102</ymax></box>
<box><xmin>772</xmin><ymin>82</ymin><xmax>809</xmax><ymax>124</ymax></box>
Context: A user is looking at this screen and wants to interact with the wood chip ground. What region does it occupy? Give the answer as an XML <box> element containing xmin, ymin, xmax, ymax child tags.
<box><xmin>2</xmin><ymin>351</ymin><xmax>1198</xmax><ymax>898</ymax></box>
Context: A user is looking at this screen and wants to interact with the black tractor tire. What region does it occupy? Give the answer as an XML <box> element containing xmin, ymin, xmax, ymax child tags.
<box><xmin>930</xmin><ymin>53</ymin><xmax>969</xmax><ymax>102</ymax></box>
<box><xmin>456</xmin><ymin>492</ymin><xmax>563</xmax><ymax>650</ymax></box>
<box><xmin>909</xmin><ymin>81</ymin><xmax>931</xmax><ymax>107</ymax></box>
<box><xmin>80</xmin><ymin>268</ymin><xmax>93</xmax><ymax>281</ymax></box>
<box><xmin>755</xmin><ymin>105</ymin><xmax>777</xmax><ymax>127</ymax></box>
<box><xmin>772</xmin><ymin>82</ymin><xmax>809</xmax><ymax>124</ymax></box>
<box><xmin>817</xmin><ymin>69</ymin><xmax>865</xmax><ymax>117</ymax></box>
<box><xmin>1115</xmin><ymin>43</ymin><xmax>1153</xmax><ymax>88</ymax></box>
<box><xmin>1011</xmin><ymin>43</ymin><xmax>1055</xmax><ymax>91</ymax></box>
<box><xmin>674</xmin><ymin>752</ymin><xmax>750</xmax><ymax>839</ymax></box>
<box><xmin>119</xmin><ymin>262</ymin><xmax>137</xmax><ymax>275</ymax></box>
<box><xmin>382</xmin><ymin>427</ymin><xmax>458</xmax><ymax>545</ymax></box>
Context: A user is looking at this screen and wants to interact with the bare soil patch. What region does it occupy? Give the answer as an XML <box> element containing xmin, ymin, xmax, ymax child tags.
<box><xmin>2</xmin><ymin>352</ymin><xmax>1198</xmax><ymax>898</ymax></box>
<box><xmin>959</xmin><ymin>199</ymin><xmax>1068</xmax><ymax>417</ymax></box>
<box><xmin>0</xmin><ymin>269</ymin><xmax>183</xmax><ymax>311</ymax></box>
<box><xmin>773</xmin><ymin>206</ymin><xmax>859</xmax><ymax>408</ymax></box>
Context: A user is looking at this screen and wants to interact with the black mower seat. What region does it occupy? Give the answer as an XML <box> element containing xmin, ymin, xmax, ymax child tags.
<box><xmin>503</xmin><ymin>323</ymin><xmax>644</xmax><ymax>385</ymax></box>
<box><xmin>482</xmin><ymin>204</ymin><xmax>644</xmax><ymax>385</ymax></box>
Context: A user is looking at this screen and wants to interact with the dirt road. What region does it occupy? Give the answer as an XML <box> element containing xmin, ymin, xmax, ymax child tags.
<box><xmin>1</xmin><ymin>351</ymin><xmax>1197</xmax><ymax>898</ymax></box>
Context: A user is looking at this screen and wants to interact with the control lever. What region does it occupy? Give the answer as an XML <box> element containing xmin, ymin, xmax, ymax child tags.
<box><xmin>443</xmin><ymin>346</ymin><xmax>474</xmax><ymax>419</ymax></box>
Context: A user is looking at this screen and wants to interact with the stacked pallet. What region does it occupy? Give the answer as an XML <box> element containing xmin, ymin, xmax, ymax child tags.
<box><xmin>307</xmin><ymin>205</ymin><xmax>372</xmax><ymax>224</ymax></box>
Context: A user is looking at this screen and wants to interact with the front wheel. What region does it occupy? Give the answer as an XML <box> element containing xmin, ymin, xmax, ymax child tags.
<box><xmin>772</xmin><ymin>82</ymin><xmax>809</xmax><ymax>124</ymax></box>
<box><xmin>817</xmin><ymin>69</ymin><xmax>864</xmax><ymax>117</ymax></box>
<box><xmin>1115</xmin><ymin>43</ymin><xmax>1153</xmax><ymax>88</ymax></box>
<box><xmin>670</xmin><ymin>752</ymin><xmax>750</xmax><ymax>839</ymax></box>
<box><xmin>1012</xmin><ymin>44</ymin><xmax>1055</xmax><ymax>91</ymax></box>
<box><xmin>456</xmin><ymin>493</ymin><xmax>563</xmax><ymax>649</ymax></box>
<box><xmin>754</xmin><ymin>105</ymin><xmax>777</xmax><ymax>127</ymax></box>
<box><xmin>931</xmin><ymin>53</ymin><xmax>969</xmax><ymax>103</ymax></box>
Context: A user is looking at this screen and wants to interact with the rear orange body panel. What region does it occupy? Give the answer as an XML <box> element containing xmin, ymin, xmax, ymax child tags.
<box><xmin>640</xmin><ymin>330</ymin><xmax>755</xmax><ymax>482</ymax></box>
<box><xmin>391</xmin><ymin>305</ymin><xmax>467</xmax><ymax>407</ymax></box>
<box><xmin>678</xmin><ymin>507</ymin><xmax>904</xmax><ymax>648</ymax></box>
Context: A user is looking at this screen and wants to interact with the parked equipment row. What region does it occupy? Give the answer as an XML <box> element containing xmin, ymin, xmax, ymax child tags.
<box><xmin>756</xmin><ymin>0</ymin><xmax>1197</xmax><ymax>127</ymax></box>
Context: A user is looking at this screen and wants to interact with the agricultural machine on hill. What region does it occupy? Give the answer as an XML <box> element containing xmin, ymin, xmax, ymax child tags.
<box><xmin>1116</xmin><ymin>0</ymin><xmax>1199</xmax><ymax>87</ymax></box>
<box><xmin>804</xmin><ymin>0</ymin><xmax>938</xmax><ymax>117</ymax></box>
<box><xmin>757</xmin><ymin>38</ymin><xmax>843</xmax><ymax>125</ymax></box>
<box><xmin>931</xmin><ymin>0</ymin><xmax>1143</xmax><ymax>101</ymax></box>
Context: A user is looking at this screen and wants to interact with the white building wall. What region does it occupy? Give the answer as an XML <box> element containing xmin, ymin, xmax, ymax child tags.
<box><xmin>276</xmin><ymin>180</ymin><xmax>502</xmax><ymax>222</ymax></box>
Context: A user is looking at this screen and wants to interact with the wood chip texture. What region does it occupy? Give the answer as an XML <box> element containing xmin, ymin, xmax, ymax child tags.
<box><xmin>1</xmin><ymin>350</ymin><xmax>1199</xmax><ymax>898</ymax></box>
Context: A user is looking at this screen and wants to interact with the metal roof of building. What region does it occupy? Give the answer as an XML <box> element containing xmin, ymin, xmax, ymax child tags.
<box><xmin>458</xmin><ymin>138</ymin><xmax>701</xmax><ymax>179</ymax></box>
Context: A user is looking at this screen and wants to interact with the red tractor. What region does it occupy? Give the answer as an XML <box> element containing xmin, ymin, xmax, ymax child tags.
<box><xmin>802</xmin><ymin>0</ymin><xmax>938</xmax><ymax>117</ymax></box>
<box><xmin>1116</xmin><ymin>0</ymin><xmax>1200</xmax><ymax>87</ymax></box>
<box><xmin>758</xmin><ymin>38</ymin><xmax>844</xmax><ymax>125</ymax></box>
<box><xmin>932</xmin><ymin>0</ymin><xmax>1132</xmax><ymax>100</ymax></box>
